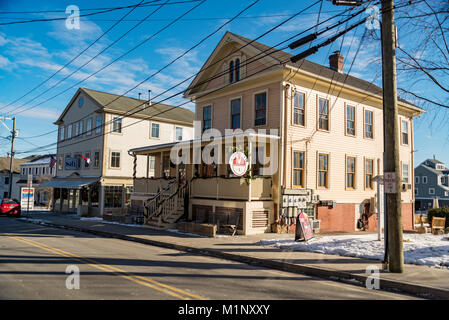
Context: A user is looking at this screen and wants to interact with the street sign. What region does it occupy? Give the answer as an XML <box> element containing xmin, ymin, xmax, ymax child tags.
<box><xmin>384</xmin><ymin>172</ymin><xmax>397</xmax><ymax>193</ymax></box>
<box><xmin>21</xmin><ymin>187</ymin><xmax>34</xmax><ymax>210</ymax></box>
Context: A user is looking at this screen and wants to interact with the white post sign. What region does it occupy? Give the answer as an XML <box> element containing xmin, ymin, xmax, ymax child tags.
<box><xmin>384</xmin><ymin>172</ymin><xmax>397</xmax><ymax>194</ymax></box>
<box><xmin>21</xmin><ymin>187</ymin><xmax>34</xmax><ymax>210</ymax></box>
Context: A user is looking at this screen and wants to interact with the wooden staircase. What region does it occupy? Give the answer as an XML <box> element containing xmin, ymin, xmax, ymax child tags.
<box><xmin>143</xmin><ymin>180</ymin><xmax>188</xmax><ymax>230</ymax></box>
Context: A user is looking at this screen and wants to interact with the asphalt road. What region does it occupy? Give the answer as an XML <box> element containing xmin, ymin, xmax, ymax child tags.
<box><xmin>0</xmin><ymin>217</ymin><xmax>421</xmax><ymax>300</ymax></box>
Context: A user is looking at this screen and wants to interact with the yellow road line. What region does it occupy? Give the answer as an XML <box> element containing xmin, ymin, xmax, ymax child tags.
<box><xmin>3</xmin><ymin>233</ymin><xmax>207</xmax><ymax>300</ymax></box>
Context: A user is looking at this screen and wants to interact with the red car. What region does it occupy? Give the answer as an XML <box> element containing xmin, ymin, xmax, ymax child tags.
<box><xmin>0</xmin><ymin>198</ymin><xmax>21</xmax><ymax>217</ymax></box>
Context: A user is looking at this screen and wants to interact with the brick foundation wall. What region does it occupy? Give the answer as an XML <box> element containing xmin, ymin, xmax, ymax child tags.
<box><xmin>365</xmin><ymin>202</ymin><xmax>414</xmax><ymax>232</ymax></box>
<box><xmin>280</xmin><ymin>202</ymin><xmax>414</xmax><ymax>234</ymax></box>
<box><xmin>316</xmin><ymin>203</ymin><xmax>355</xmax><ymax>232</ymax></box>
<box><xmin>402</xmin><ymin>202</ymin><xmax>414</xmax><ymax>231</ymax></box>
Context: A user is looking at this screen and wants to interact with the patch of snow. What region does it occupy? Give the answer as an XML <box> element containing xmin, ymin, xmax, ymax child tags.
<box><xmin>80</xmin><ymin>217</ymin><xmax>103</xmax><ymax>221</ymax></box>
<box><xmin>258</xmin><ymin>233</ymin><xmax>449</xmax><ymax>269</ymax></box>
<box><xmin>166</xmin><ymin>228</ymin><xmax>206</xmax><ymax>237</ymax></box>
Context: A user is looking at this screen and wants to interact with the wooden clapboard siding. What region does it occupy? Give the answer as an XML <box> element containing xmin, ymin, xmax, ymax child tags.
<box><xmin>284</xmin><ymin>81</ymin><xmax>414</xmax><ymax>204</ymax></box>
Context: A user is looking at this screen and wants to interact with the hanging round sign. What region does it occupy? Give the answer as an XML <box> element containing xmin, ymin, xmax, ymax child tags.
<box><xmin>229</xmin><ymin>151</ymin><xmax>249</xmax><ymax>177</ymax></box>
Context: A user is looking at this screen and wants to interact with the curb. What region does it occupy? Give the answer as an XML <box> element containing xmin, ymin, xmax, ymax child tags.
<box><xmin>17</xmin><ymin>218</ymin><xmax>448</xmax><ymax>300</ymax></box>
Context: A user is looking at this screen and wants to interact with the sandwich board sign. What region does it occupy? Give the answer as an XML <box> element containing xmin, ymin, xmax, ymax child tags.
<box><xmin>21</xmin><ymin>187</ymin><xmax>34</xmax><ymax>211</ymax></box>
<box><xmin>295</xmin><ymin>211</ymin><xmax>314</xmax><ymax>242</ymax></box>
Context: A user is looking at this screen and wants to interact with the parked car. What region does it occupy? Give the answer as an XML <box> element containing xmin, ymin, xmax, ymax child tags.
<box><xmin>0</xmin><ymin>198</ymin><xmax>21</xmax><ymax>217</ymax></box>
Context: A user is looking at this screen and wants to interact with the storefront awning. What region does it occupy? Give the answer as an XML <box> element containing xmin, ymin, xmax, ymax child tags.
<box><xmin>39</xmin><ymin>179</ymin><xmax>98</xmax><ymax>189</ymax></box>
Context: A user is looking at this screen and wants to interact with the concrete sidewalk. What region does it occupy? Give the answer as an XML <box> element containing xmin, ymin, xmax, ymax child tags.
<box><xmin>14</xmin><ymin>211</ymin><xmax>449</xmax><ymax>299</ymax></box>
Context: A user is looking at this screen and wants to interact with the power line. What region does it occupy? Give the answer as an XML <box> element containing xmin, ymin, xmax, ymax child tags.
<box><xmin>0</xmin><ymin>1</ymin><xmax>202</xmax><ymax>26</ymax></box>
<box><xmin>18</xmin><ymin>0</ymin><xmax>327</xmax><ymax>141</ymax></box>
<box><xmin>17</xmin><ymin>4</ymin><xmax>373</xmax><ymax>154</ymax></box>
<box><xmin>11</xmin><ymin>0</ymin><xmax>207</xmax><ymax>117</ymax></box>
<box><xmin>19</xmin><ymin>0</ymin><xmax>359</xmax><ymax>152</ymax></box>
<box><xmin>0</xmin><ymin>11</ymin><xmax>350</xmax><ymax>21</ymax></box>
<box><xmin>8</xmin><ymin>0</ymin><xmax>172</xmax><ymax>115</ymax></box>
<box><xmin>0</xmin><ymin>0</ymin><xmax>153</xmax><ymax>112</ymax></box>
<box><xmin>0</xmin><ymin>0</ymin><xmax>202</xmax><ymax>14</ymax></box>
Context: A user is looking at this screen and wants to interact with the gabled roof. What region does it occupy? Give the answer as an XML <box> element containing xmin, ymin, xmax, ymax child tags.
<box><xmin>185</xmin><ymin>32</ymin><xmax>424</xmax><ymax>114</ymax></box>
<box><xmin>0</xmin><ymin>157</ymin><xmax>29</xmax><ymax>173</ymax></box>
<box><xmin>55</xmin><ymin>88</ymin><xmax>194</xmax><ymax>126</ymax></box>
<box><xmin>418</xmin><ymin>158</ymin><xmax>448</xmax><ymax>174</ymax></box>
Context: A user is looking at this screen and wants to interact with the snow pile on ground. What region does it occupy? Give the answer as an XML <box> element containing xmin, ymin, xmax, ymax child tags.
<box><xmin>79</xmin><ymin>217</ymin><xmax>143</xmax><ymax>228</ymax></box>
<box><xmin>259</xmin><ymin>233</ymin><xmax>449</xmax><ymax>269</ymax></box>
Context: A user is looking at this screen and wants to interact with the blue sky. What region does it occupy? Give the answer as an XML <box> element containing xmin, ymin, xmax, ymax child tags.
<box><xmin>0</xmin><ymin>0</ymin><xmax>447</xmax><ymax>166</ymax></box>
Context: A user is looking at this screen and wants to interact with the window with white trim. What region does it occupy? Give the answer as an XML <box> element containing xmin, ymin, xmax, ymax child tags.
<box><xmin>255</xmin><ymin>92</ymin><xmax>267</xmax><ymax>126</ymax></box>
<box><xmin>401</xmin><ymin>120</ymin><xmax>409</xmax><ymax>145</ymax></box>
<box><xmin>151</xmin><ymin>123</ymin><xmax>160</xmax><ymax>138</ymax></box>
<box><xmin>110</xmin><ymin>152</ymin><xmax>120</xmax><ymax>168</ymax></box>
<box><xmin>429</xmin><ymin>188</ymin><xmax>435</xmax><ymax>195</ymax></box>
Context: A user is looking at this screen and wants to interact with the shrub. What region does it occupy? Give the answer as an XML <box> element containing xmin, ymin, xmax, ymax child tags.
<box><xmin>427</xmin><ymin>207</ymin><xmax>449</xmax><ymax>229</ymax></box>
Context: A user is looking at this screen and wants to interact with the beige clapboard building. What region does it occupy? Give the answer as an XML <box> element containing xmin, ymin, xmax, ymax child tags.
<box><xmin>43</xmin><ymin>88</ymin><xmax>194</xmax><ymax>217</ymax></box>
<box><xmin>128</xmin><ymin>32</ymin><xmax>424</xmax><ymax>235</ymax></box>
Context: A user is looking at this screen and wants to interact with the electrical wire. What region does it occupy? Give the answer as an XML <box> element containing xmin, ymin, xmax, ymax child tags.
<box><xmin>0</xmin><ymin>0</ymin><xmax>154</xmax><ymax>112</ymax></box>
<box><xmin>18</xmin><ymin>0</ymin><xmax>349</xmax><ymax>141</ymax></box>
<box><xmin>9</xmin><ymin>0</ymin><xmax>172</xmax><ymax>114</ymax></box>
<box><xmin>11</xmin><ymin>0</ymin><xmax>207</xmax><ymax>117</ymax></box>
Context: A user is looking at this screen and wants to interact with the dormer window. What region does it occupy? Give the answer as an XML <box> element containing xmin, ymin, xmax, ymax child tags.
<box><xmin>229</xmin><ymin>58</ymin><xmax>241</xmax><ymax>83</ymax></box>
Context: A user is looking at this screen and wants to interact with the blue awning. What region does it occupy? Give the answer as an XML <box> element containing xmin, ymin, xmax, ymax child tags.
<box><xmin>39</xmin><ymin>179</ymin><xmax>98</xmax><ymax>189</ymax></box>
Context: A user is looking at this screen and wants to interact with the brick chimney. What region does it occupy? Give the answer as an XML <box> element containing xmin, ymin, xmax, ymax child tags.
<box><xmin>329</xmin><ymin>50</ymin><xmax>343</xmax><ymax>73</ymax></box>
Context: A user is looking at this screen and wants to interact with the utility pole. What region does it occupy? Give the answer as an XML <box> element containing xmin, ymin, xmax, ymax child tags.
<box><xmin>8</xmin><ymin>117</ymin><xmax>16</xmax><ymax>198</ymax></box>
<box><xmin>381</xmin><ymin>0</ymin><xmax>403</xmax><ymax>273</ymax></box>
<box><xmin>328</xmin><ymin>0</ymin><xmax>404</xmax><ymax>272</ymax></box>
<box><xmin>0</xmin><ymin>116</ymin><xmax>16</xmax><ymax>198</ymax></box>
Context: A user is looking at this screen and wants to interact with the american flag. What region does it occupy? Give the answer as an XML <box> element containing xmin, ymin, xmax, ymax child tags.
<box><xmin>49</xmin><ymin>156</ymin><xmax>57</xmax><ymax>169</ymax></box>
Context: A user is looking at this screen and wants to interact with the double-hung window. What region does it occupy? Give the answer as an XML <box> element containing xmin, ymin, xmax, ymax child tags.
<box><xmin>74</xmin><ymin>122</ymin><xmax>79</xmax><ymax>137</ymax></box>
<box><xmin>95</xmin><ymin>116</ymin><xmax>102</xmax><ymax>134</ymax></box>
<box><xmin>93</xmin><ymin>151</ymin><xmax>100</xmax><ymax>168</ymax></box>
<box><xmin>318</xmin><ymin>98</ymin><xmax>329</xmax><ymax>131</ymax></box>
<box><xmin>67</xmin><ymin>124</ymin><xmax>72</xmax><ymax>139</ymax></box>
<box><xmin>59</xmin><ymin>126</ymin><xmax>65</xmax><ymax>141</ymax></box>
<box><xmin>346</xmin><ymin>156</ymin><xmax>356</xmax><ymax>189</ymax></box>
<box><xmin>293</xmin><ymin>151</ymin><xmax>305</xmax><ymax>188</ymax></box>
<box><xmin>231</xmin><ymin>98</ymin><xmax>241</xmax><ymax>129</ymax></box>
<box><xmin>293</xmin><ymin>92</ymin><xmax>305</xmax><ymax>126</ymax></box>
<box><xmin>318</xmin><ymin>153</ymin><xmax>329</xmax><ymax>188</ymax></box>
<box><xmin>110</xmin><ymin>152</ymin><xmax>120</xmax><ymax>168</ymax></box>
<box><xmin>202</xmin><ymin>106</ymin><xmax>212</xmax><ymax>132</ymax></box>
<box><xmin>86</xmin><ymin>118</ymin><xmax>92</xmax><ymax>135</ymax></box>
<box><xmin>365</xmin><ymin>159</ymin><xmax>374</xmax><ymax>189</ymax></box>
<box><xmin>151</xmin><ymin>123</ymin><xmax>160</xmax><ymax>138</ymax></box>
<box><xmin>255</xmin><ymin>92</ymin><xmax>267</xmax><ymax>126</ymax></box>
<box><xmin>112</xmin><ymin>117</ymin><xmax>122</xmax><ymax>133</ymax></box>
<box><xmin>364</xmin><ymin>110</ymin><xmax>373</xmax><ymax>139</ymax></box>
<box><xmin>402</xmin><ymin>163</ymin><xmax>409</xmax><ymax>183</ymax></box>
<box><xmin>346</xmin><ymin>105</ymin><xmax>355</xmax><ymax>136</ymax></box>
<box><xmin>401</xmin><ymin>120</ymin><xmax>409</xmax><ymax>145</ymax></box>
<box><xmin>175</xmin><ymin>127</ymin><xmax>183</xmax><ymax>141</ymax></box>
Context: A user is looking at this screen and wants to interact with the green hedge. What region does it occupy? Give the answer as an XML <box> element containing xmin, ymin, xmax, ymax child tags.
<box><xmin>427</xmin><ymin>207</ymin><xmax>449</xmax><ymax>229</ymax></box>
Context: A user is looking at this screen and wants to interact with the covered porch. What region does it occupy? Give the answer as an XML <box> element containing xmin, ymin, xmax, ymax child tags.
<box><xmin>129</xmin><ymin>131</ymin><xmax>279</xmax><ymax>235</ymax></box>
<box><xmin>40</xmin><ymin>178</ymin><xmax>100</xmax><ymax>216</ymax></box>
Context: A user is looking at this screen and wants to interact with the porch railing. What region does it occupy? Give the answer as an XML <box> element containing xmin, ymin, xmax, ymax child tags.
<box><xmin>190</xmin><ymin>177</ymin><xmax>272</xmax><ymax>200</ymax></box>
